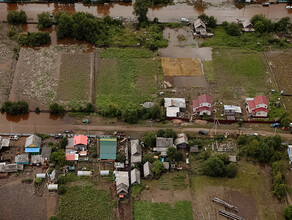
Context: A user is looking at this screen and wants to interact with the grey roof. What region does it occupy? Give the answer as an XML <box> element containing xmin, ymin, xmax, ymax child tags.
<box><xmin>242</xmin><ymin>20</ymin><xmax>253</xmax><ymax>28</ymax></box>
<box><xmin>190</xmin><ymin>145</ymin><xmax>199</xmax><ymax>153</ymax></box>
<box><xmin>156</xmin><ymin>137</ymin><xmax>173</xmax><ymax>148</ymax></box>
<box><xmin>143</xmin><ymin>102</ymin><xmax>154</xmax><ymax>109</ymax></box>
<box><xmin>117</xmin><ymin>183</ymin><xmax>128</xmax><ymax>194</ymax></box>
<box><xmin>131</xmin><ymin>168</ymin><xmax>141</xmax><ymax>185</ymax></box>
<box><xmin>143</xmin><ymin>162</ymin><xmax>152</xmax><ymax>178</ymax></box>
<box><xmin>114</xmin><ymin>162</ymin><xmax>125</xmax><ymax>168</ymax></box>
<box><xmin>50</xmin><ymin>170</ymin><xmax>58</xmax><ymax>183</ymax></box>
<box><xmin>116</xmin><ymin>171</ymin><xmax>129</xmax><ymax>188</ymax></box>
<box><xmin>229</xmin><ymin>155</ymin><xmax>237</xmax><ymax>163</ymax></box>
<box><xmin>66</xmin><ymin>138</ymin><xmax>74</xmax><ymax>149</ymax></box>
<box><xmin>0</xmin><ymin>136</ymin><xmax>10</xmax><ymax>148</ymax></box>
<box><xmin>3</xmin><ymin>164</ymin><xmax>23</xmax><ymax>172</ymax></box>
<box><xmin>131</xmin><ymin>140</ymin><xmax>142</xmax><ymax>163</ymax></box>
<box><xmin>31</xmin><ymin>155</ymin><xmax>42</xmax><ymax>164</ymax></box>
<box><xmin>15</xmin><ymin>154</ymin><xmax>29</xmax><ymax>163</ymax></box>
<box><xmin>25</xmin><ymin>134</ymin><xmax>41</xmax><ymax>148</ymax></box>
<box><xmin>164</xmin><ymin>98</ymin><xmax>186</xmax><ymax>108</ymax></box>
<box><xmin>163</xmin><ymin>162</ymin><xmax>170</xmax><ymax>170</ymax></box>
<box><xmin>41</xmin><ymin>146</ymin><xmax>52</xmax><ymax>160</ymax></box>
<box><xmin>194</xmin><ymin>18</ymin><xmax>206</xmax><ymax>30</ymax></box>
<box><xmin>174</xmin><ymin>133</ymin><xmax>188</xmax><ymax>146</ymax></box>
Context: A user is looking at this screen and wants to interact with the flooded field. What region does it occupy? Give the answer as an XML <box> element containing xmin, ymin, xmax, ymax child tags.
<box><xmin>0</xmin><ymin>2</ymin><xmax>291</xmax><ymax>23</ymax></box>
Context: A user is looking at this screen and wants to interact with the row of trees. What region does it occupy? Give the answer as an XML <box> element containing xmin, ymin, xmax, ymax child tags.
<box><xmin>49</xmin><ymin>102</ymin><xmax>95</xmax><ymax>114</ymax></box>
<box><xmin>1</xmin><ymin>101</ymin><xmax>29</xmax><ymax>115</ymax></box>
<box><xmin>7</xmin><ymin>10</ymin><xmax>27</xmax><ymax>24</ymax></box>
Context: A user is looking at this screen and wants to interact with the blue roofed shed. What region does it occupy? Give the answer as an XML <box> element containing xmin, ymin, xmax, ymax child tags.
<box><xmin>100</xmin><ymin>138</ymin><xmax>117</xmax><ymax>160</ymax></box>
<box><xmin>25</xmin><ymin>147</ymin><xmax>40</xmax><ymax>154</ymax></box>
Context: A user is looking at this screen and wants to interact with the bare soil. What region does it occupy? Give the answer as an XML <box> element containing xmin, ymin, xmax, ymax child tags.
<box><xmin>161</xmin><ymin>57</ymin><xmax>203</xmax><ymax>76</ymax></box>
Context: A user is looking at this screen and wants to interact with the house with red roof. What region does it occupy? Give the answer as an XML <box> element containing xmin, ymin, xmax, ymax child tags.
<box><xmin>192</xmin><ymin>94</ymin><xmax>212</xmax><ymax>116</ymax></box>
<box><xmin>246</xmin><ymin>95</ymin><xmax>269</xmax><ymax>118</ymax></box>
<box><xmin>73</xmin><ymin>135</ymin><xmax>88</xmax><ymax>151</ymax></box>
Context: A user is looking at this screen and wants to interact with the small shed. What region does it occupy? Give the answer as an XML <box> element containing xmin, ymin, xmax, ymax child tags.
<box><xmin>131</xmin><ymin>168</ymin><xmax>141</xmax><ymax>185</ymax></box>
<box><xmin>229</xmin><ymin>155</ymin><xmax>237</xmax><ymax>163</ymax></box>
<box><xmin>41</xmin><ymin>146</ymin><xmax>52</xmax><ymax>162</ymax></box>
<box><xmin>174</xmin><ymin>133</ymin><xmax>188</xmax><ymax>149</ymax></box>
<box><xmin>143</xmin><ymin>162</ymin><xmax>152</xmax><ymax>178</ymax></box>
<box><xmin>77</xmin><ymin>171</ymin><xmax>92</xmax><ymax>176</ymax></box>
<box><xmin>15</xmin><ymin>154</ymin><xmax>29</xmax><ymax>165</ymax></box>
<box><xmin>193</xmin><ymin>18</ymin><xmax>207</xmax><ymax>37</ymax></box>
<box><xmin>49</xmin><ymin>170</ymin><xmax>58</xmax><ymax>183</ymax></box>
<box><xmin>242</xmin><ymin>20</ymin><xmax>255</xmax><ymax>32</ymax></box>
<box><xmin>25</xmin><ymin>134</ymin><xmax>41</xmax><ymax>148</ymax></box>
<box><xmin>190</xmin><ymin>145</ymin><xmax>199</xmax><ymax>153</ymax></box>
<box><xmin>31</xmin><ymin>155</ymin><xmax>42</xmax><ymax>165</ymax></box>
<box><xmin>100</xmin><ymin>138</ymin><xmax>117</xmax><ymax>160</ymax></box>
<box><xmin>66</xmin><ymin>138</ymin><xmax>74</xmax><ymax>149</ymax></box>
<box><xmin>163</xmin><ymin>162</ymin><xmax>170</xmax><ymax>170</ymax></box>
<box><xmin>142</xmin><ymin>102</ymin><xmax>154</xmax><ymax>109</ymax></box>
<box><xmin>131</xmin><ymin>140</ymin><xmax>142</xmax><ymax>164</ymax></box>
<box><xmin>0</xmin><ymin>136</ymin><xmax>10</xmax><ymax>150</ymax></box>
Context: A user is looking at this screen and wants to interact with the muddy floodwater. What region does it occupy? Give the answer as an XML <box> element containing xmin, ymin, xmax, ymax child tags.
<box><xmin>0</xmin><ymin>2</ymin><xmax>291</xmax><ymax>23</ymax></box>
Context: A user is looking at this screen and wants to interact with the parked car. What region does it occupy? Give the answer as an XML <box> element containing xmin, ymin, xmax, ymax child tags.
<box><xmin>270</xmin><ymin>123</ymin><xmax>281</xmax><ymax>128</ymax></box>
<box><xmin>198</xmin><ymin>130</ymin><xmax>208</xmax><ymax>135</ymax></box>
<box><xmin>180</xmin><ymin>17</ymin><xmax>189</xmax><ymax>23</ymax></box>
<box><xmin>250</xmin><ymin>133</ymin><xmax>258</xmax><ymax>136</ymax></box>
<box><xmin>286</xmin><ymin>5</ymin><xmax>292</xmax><ymax>9</ymax></box>
<box><xmin>9</xmin><ymin>135</ymin><xmax>19</xmax><ymax>140</ymax></box>
<box><xmin>64</xmin><ymin>130</ymin><xmax>74</xmax><ymax>134</ymax></box>
<box><xmin>262</xmin><ymin>2</ymin><xmax>270</xmax><ymax>6</ymax></box>
<box><xmin>55</xmin><ymin>133</ymin><xmax>63</xmax><ymax>139</ymax></box>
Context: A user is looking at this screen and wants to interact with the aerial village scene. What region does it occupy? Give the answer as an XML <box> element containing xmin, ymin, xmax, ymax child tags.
<box><xmin>1</xmin><ymin>0</ymin><xmax>292</xmax><ymax>219</ymax></box>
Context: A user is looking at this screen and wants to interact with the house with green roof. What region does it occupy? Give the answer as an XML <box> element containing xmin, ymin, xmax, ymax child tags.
<box><xmin>99</xmin><ymin>138</ymin><xmax>117</xmax><ymax>160</ymax></box>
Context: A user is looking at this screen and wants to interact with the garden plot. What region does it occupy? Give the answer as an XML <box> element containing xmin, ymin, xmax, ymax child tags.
<box><xmin>9</xmin><ymin>45</ymin><xmax>88</xmax><ymax>110</ymax></box>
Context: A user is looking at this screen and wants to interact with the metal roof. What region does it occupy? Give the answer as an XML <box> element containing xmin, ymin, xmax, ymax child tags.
<box><xmin>100</xmin><ymin>138</ymin><xmax>117</xmax><ymax>160</ymax></box>
<box><xmin>164</xmin><ymin>98</ymin><xmax>186</xmax><ymax>108</ymax></box>
<box><xmin>131</xmin><ymin>169</ymin><xmax>141</xmax><ymax>185</ymax></box>
<box><xmin>25</xmin><ymin>134</ymin><xmax>41</xmax><ymax>148</ymax></box>
<box><xmin>25</xmin><ymin>147</ymin><xmax>40</xmax><ymax>153</ymax></box>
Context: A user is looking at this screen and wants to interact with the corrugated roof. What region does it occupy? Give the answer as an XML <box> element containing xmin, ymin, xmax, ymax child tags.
<box><xmin>65</xmin><ymin>154</ymin><xmax>75</xmax><ymax>161</ymax></box>
<box><xmin>100</xmin><ymin>138</ymin><xmax>117</xmax><ymax>160</ymax></box>
<box><xmin>198</xmin><ymin>94</ymin><xmax>212</xmax><ymax>105</ymax></box>
<box><xmin>174</xmin><ymin>133</ymin><xmax>188</xmax><ymax>146</ymax></box>
<box><xmin>166</xmin><ymin>106</ymin><xmax>180</xmax><ymax>118</ymax></box>
<box><xmin>74</xmin><ymin>135</ymin><xmax>88</xmax><ymax>146</ymax></box>
<box><xmin>156</xmin><ymin>137</ymin><xmax>173</xmax><ymax>148</ymax></box>
<box><xmin>164</xmin><ymin>98</ymin><xmax>186</xmax><ymax>108</ymax></box>
<box><xmin>254</xmin><ymin>95</ymin><xmax>269</xmax><ymax>106</ymax></box>
<box><xmin>41</xmin><ymin>146</ymin><xmax>52</xmax><ymax>160</ymax></box>
<box><xmin>143</xmin><ymin>162</ymin><xmax>152</xmax><ymax>177</ymax></box>
<box><xmin>194</xmin><ymin>18</ymin><xmax>206</xmax><ymax>30</ymax></box>
<box><xmin>131</xmin><ymin>169</ymin><xmax>140</xmax><ymax>185</ymax></box>
<box><xmin>25</xmin><ymin>135</ymin><xmax>41</xmax><ymax>148</ymax></box>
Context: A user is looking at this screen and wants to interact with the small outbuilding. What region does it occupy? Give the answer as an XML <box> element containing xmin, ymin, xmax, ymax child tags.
<box><xmin>190</xmin><ymin>145</ymin><xmax>199</xmax><ymax>153</ymax></box>
<box><xmin>142</xmin><ymin>102</ymin><xmax>154</xmax><ymax>109</ymax></box>
<box><xmin>288</xmin><ymin>145</ymin><xmax>292</xmax><ymax>164</ymax></box>
<box><xmin>131</xmin><ymin>168</ymin><xmax>141</xmax><ymax>185</ymax></box>
<box><xmin>175</xmin><ymin>133</ymin><xmax>188</xmax><ymax>149</ymax></box>
<box><xmin>41</xmin><ymin>146</ymin><xmax>52</xmax><ymax>162</ymax></box>
<box><xmin>242</xmin><ymin>20</ymin><xmax>255</xmax><ymax>32</ymax></box>
<box><xmin>116</xmin><ymin>171</ymin><xmax>129</xmax><ymax>197</ymax></box>
<box><xmin>15</xmin><ymin>154</ymin><xmax>29</xmax><ymax>165</ymax></box>
<box><xmin>193</xmin><ymin>18</ymin><xmax>207</xmax><ymax>37</ymax></box>
<box><xmin>143</xmin><ymin>162</ymin><xmax>152</xmax><ymax>178</ymax></box>
<box><xmin>31</xmin><ymin>155</ymin><xmax>42</xmax><ymax>165</ymax></box>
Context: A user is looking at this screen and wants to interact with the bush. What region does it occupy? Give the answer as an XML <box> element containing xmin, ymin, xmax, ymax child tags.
<box><xmin>251</xmin><ymin>14</ymin><xmax>274</xmax><ymax>33</ymax></box>
<box><xmin>225</xmin><ymin>22</ymin><xmax>241</xmax><ymax>36</ymax></box>
<box><xmin>58</xmin><ymin>185</ymin><xmax>67</xmax><ymax>195</ymax></box>
<box><xmin>163</xmin><ymin>129</ymin><xmax>177</xmax><ymax>139</ymax></box>
<box><xmin>1</xmin><ymin>101</ymin><xmax>28</xmax><ymax>115</ymax></box>
<box><xmin>116</xmin><ymin>152</ymin><xmax>126</xmax><ymax>163</ymax></box>
<box><xmin>49</xmin><ymin>103</ymin><xmax>65</xmax><ymax>114</ymax></box>
<box><xmin>7</xmin><ymin>10</ymin><xmax>27</xmax><ymax>24</ymax></box>
<box><xmin>152</xmin><ymin>160</ymin><xmax>164</xmax><ymax>176</ymax></box>
<box><xmin>202</xmin><ymin>156</ymin><xmax>226</xmax><ymax>177</ymax></box>
<box><xmin>122</xmin><ymin>104</ymin><xmax>140</xmax><ymax>124</ymax></box>
<box><xmin>37</xmin><ymin>12</ymin><xmax>53</xmax><ymax>30</ymax></box>
<box><xmin>18</xmin><ymin>32</ymin><xmax>51</xmax><ymax>47</ymax></box>
<box><xmin>50</xmin><ymin>150</ymin><xmax>66</xmax><ymax>167</ymax></box>
<box><xmin>59</xmin><ymin>137</ymin><xmax>68</xmax><ymax>149</ymax></box>
<box><xmin>142</xmin><ymin>153</ymin><xmax>155</xmax><ymax>163</ymax></box>
<box><xmin>167</xmin><ymin>147</ymin><xmax>177</xmax><ymax>161</ymax></box>
<box><xmin>226</xmin><ymin>163</ymin><xmax>238</xmax><ymax>178</ymax></box>
<box><xmin>284</xmin><ymin>205</ymin><xmax>292</xmax><ymax>220</ymax></box>
<box><xmin>21</xmin><ymin>177</ymin><xmax>33</xmax><ymax>183</ymax></box>
<box><xmin>49</xmin><ymin>216</ymin><xmax>60</xmax><ymax>220</ymax></box>
<box><xmin>198</xmin><ymin>14</ymin><xmax>217</xmax><ymax>28</ymax></box>
<box><xmin>35</xmin><ymin>107</ymin><xmax>41</xmax><ymax>113</ymax></box>
<box><xmin>143</xmin><ymin>132</ymin><xmax>156</xmax><ymax>147</ymax></box>
<box><xmin>34</xmin><ymin>177</ymin><xmax>43</xmax><ymax>186</ymax></box>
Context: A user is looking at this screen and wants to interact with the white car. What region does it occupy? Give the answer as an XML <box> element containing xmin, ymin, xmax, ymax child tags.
<box><xmin>181</xmin><ymin>18</ymin><xmax>189</xmax><ymax>23</ymax></box>
<box><xmin>286</xmin><ymin>5</ymin><xmax>292</xmax><ymax>9</ymax></box>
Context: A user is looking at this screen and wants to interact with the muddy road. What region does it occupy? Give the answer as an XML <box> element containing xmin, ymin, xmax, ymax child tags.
<box><xmin>0</xmin><ymin>2</ymin><xmax>291</xmax><ymax>23</ymax></box>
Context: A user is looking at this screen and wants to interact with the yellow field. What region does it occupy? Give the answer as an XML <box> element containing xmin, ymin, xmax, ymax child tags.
<box><xmin>161</xmin><ymin>57</ymin><xmax>203</xmax><ymax>76</ymax></box>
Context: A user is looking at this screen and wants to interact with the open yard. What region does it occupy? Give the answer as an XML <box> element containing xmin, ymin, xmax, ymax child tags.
<box><xmin>96</xmin><ymin>48</ymin><xmax>160</xmax><ymax>110</ymax></box>
<box><xmin>56</xmin><ymin>53</ymin><xmax>92</xmax><ymax>104</ymax></box>
<box><xmin>192</xmin><ymin>160</ymin><xmax>284</xmax><ymax>220</ymax></box>
<box><xmin>57</xmin><ymin>184</ymin><xmax>114</xmax><ymax>220</ymax></box>
<box><xmin>204</xmin><ymin>48</ymin><xmax>270</xmax><ymax>102</ymax></box>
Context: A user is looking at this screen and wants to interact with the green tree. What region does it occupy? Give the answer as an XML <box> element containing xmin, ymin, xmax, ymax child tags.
<box><xmin>284</xmin><ymin>205</ymin><xmax>292</xmax><ymax>220</ymax></box>
<box><xmin>226</xmin><ymin>163</ymin><xmax>238</xmax><ymax>178</ymax></box>
<box><xmin>7</xmin><ymin>10</ymin><xmax>27</xmax><ymax>24</ymax></box>
<box><xmin>237</xmin><ymin>135</ymin><xmax>247</xmax><ymax>145</ymax></box>
<box><xmin>122</xmin><ymin>104</ymin><xmax>139</xmax><ymax>124</ymax></box>
<box><xmin>143</xmin><ymin>132</ymin><xmax>156</xmax><ymax>147</ymax></box>
<box><xmin>59</xmin><ymin>137</ymin><xmax>68</xmax><ymax>149</ymax></box>
<box><xmin>167</xmin><ymin>147</ymin><xmax>177</xmax><ymax>161</ymax></box>
<box><xmin>84</xmin><ymin>103</ymin><xmax>94</xmax><ymax>113</ymax></box>
<box><xmin>258</xmin><ymin>142</ymin><xmax>274</xmax><ymax>162</ymax></box>
<box><xmin>157</xmin><ymin>129</ymin><xmax>165</xmax><ymax>137</ymax></box>
<box><xmin>142</xmin><ymin>153</ymin><xmax>155</xmax><ymax>163</ymax></box>
<box><xmin>58</xmin><ymin>185</ymin><xmax>66</xmax><ymax>195</ymax></box>
<box><xmin>133</xmin><ymin>0</ymin><xmax>151</xmax><ymax>25</ymax></box>
<box><xmin>202</xmin><ymin>157</ymin><xmax>226</xmax><ymax>177</ymax></box>
<box><xmin>37</xmin><ymin>12</ymin><xmax>53</xmax><ymax>30</ymax></box>
<box><xmin>18</xmin><ymin>32</ymin><xmax>51</xmax><ymax>47</ymax></box>
<box><xmin>280</xmin><ymin>112</ymin><xmax>291</xmax><ymax>128</ymax></box>
<box><xmin>50</xmin><ymin>150</ymin><xmax>66</xmax><ymax>166</ymax></box>
<box><xmin>275</xmin><ymin>17</ymin><xmax>291</xmax><ymax>33</ymax></box>
<box><xmin>272</xmin><ymin>161</ymin><xmax>284</xmax><ymax>176</ymax></box>
<box><xmin>56</xmin><ymin>13</ymin><xmax>73</xmax><ymax>39</ymax></box>
<box><xmin>225</xmin><ymin>22</ymin><xmax>241</xmax><ymax>36</ymax></box>
<box><xmin>163</xmin><ymin>129</ymin><xmax>177</xmax><ymax>139</ymax></box>
<box><xmin>49</xmin><ymin>103</ymin><xmax>65</xmax><ymax>114</ymax></box>
<box><xmin>198</xmin><ymin>14</ymin><xmax>217</xmax><ymax>28</ymax></box>
<box><xmin>116</xmin><ymin>152</ymin><xmax>126</xmax><ymax>163</ymax></box>
<box><xmin>251</xmin><ymin>14</ymin><xmax>274</xmax><ymax>33</ymax></box>
<box><xmin>1</xmin><ymin>101</ymin><xmax>28</xmax><ymax>115</ymax></box>
<box><xmin>152</xmin><ymin>160</ymin><xmax>164</xmax><ymax>176</ymax></box>
<box><xmin>149</xmin><ymin>105</ymin><xmax>162</xmax><ymax>120</ymax></box>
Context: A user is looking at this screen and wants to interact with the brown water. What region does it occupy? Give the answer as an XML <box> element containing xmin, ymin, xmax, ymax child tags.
<box><xmin>0</xmin><ymin>2</ymin><xmax>291</xmax><ymax>23</ymax></box>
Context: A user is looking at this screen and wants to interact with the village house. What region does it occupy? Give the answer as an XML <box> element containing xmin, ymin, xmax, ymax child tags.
<box><xmin>0</xmin><ymin>136</ymin><xmax>10</xmax><ymax>151</ymax></box>
<box><xmin>164</xmin><ymin>98</ymin><xmax>186</xmax><ymax>118</ymax></box>
<box><xmin>99</xmin><ymin>137</ymin><xmax>117</xmax><ymax>160</ymax></box>
<box><xmin>246</xmin><ymin>95</ymin><xmax>269</xmax><ymax>118</ymax></box>
<box><xmin>131</xmin><ymin>140</ymin><xmax>142</xmax><ymax>165</ymax></box>
<box><xmin>174</xmin><ymin>133</ymin><xmax>188</xmax><ymax>149</ymax></box>
<box><xmin>131</xmin><ymin>168</ymin><xmax>141</xmax><ymax>185</ymax></box>
<box><xmin>193</xmin><ymin>18</ymin><xmax>207</xmax><ymax>37</ymax></box>
<box><xmin>73</xmin><ymin>135</ymin><xmax>88</xmax><ymax>151</ymax></box>
<box><xmin>115</xmin><ymin>171</ymin><xmax>129</xmax><ymax>198</ymax></box>
<box><xmin>15</xmin><ymin>154</ymin><xmax>29</xmax><ymax>165</ymax></box>
<box><xmin>192</xmin><ymin>94</ymin><xmax>212</xmax><ymax>116</ymax></box>
<box><xmin>153</xmin><ymin>137</ymin><xmax>174</xmax><ymax>156</ymax></box>
<box><xmin>241</xmin><ymin>20</ymin><xmax>255</xmax><ymax>32</ymax></box>
<box><xmin>25</xmin><ymin>134</ymin><xmax>41</xmax><ymax>155</ymax></box>
<box><xmin>143</xmin><ymin>161</ymin><xmax>153</xmax><ymax>178</ymax></box>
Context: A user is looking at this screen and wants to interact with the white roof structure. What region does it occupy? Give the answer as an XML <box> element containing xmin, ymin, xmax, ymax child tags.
<box><xmin>164</xmin><ymin>98</ymin><xmax>186</xmax><ymax>108</ymax></box>
<box><xmin>0</xmin><ymin>136</ymin><xmax>10</xmax><ymax>148</ymax></box>
<box><xmin>194</xmin><ymin>18</ymin><xmax>206</xmax><ymax>30</ymax></box>
<box><xmin>174</xmin><ymin>133</ymin><xmax>188</xmax><ymax>146</ymax></box>
<box><xmin>224</xmin><ymin>105</ymin><xmax>242</xmax><ymax>114</ymax></box>
<box><xmin>131</xmin><ymin>168</ymin><xmax>141</xmax><ymax>185</ymax></box>
<box><xmin>142</xmin><ymin>102</ymin><xmax>154</xmax><ymax>109</ymax></box>
<box><xmin>166</xmin><ymin>107</ymin><xmax>180</xmax><ymax>118</ymax></box>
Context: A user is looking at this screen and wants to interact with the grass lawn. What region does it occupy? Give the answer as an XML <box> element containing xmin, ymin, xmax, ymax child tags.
<box><xmin>205</xmin><ymin>48</ymin><xmax>269</xmax><ymax>99</ymax></box>
<box><xmin>57</xmin><ymin>53</ymin><xmax>91</xmax><ymax>102</ymax></box>
<box><xmin>192</xmin><ymin>160</ymin><xmax>284</xmax><ymax>220</ymax></box>
<box><xmin>201</xmin><ymin>27</ymin><xmax>291</xmax><ymax>51</ymax></box>
<box><xmin>134</xmin><ymin>200</ymin><xmax>193</xmax><ymax>220</ymax></box>
<box><xmin>57</xmin><ymin>185</ymin><xmax>114</xmax><ymax>220</ymax></box>
<box><xmin>96</xmin><ymin>48</ymin><xmax>160</xmax><ymax>110</ymax></box>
